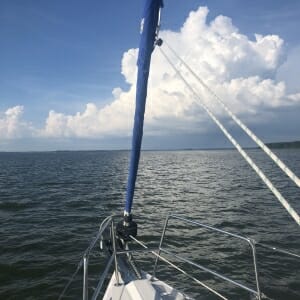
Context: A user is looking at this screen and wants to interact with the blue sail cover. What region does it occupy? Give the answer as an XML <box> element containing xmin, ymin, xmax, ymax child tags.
<box><xmin>124</xmin><ymin>0</ymin><xmax>163</xmax><ymax>214</ymax></box>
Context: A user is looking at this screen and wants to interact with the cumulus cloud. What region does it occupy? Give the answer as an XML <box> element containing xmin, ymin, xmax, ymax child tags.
<box><xmin>0</xmin><ymin>106</ymin><xmax>35</xmax><ymax>139</ymax></box>
<box><xmin>1</xmin><ymin>6</ymin><xmax>300</xmax><ymax>141</ymax></box>
<box><xmin>277</xmin><ymin>45</ymin><xmax>300</xmax><ymax>93</ymax></box>
<box><xmin>42</xmin><ymin>83</ymin><xmax>137</xmax><ymax>138</ymax></box>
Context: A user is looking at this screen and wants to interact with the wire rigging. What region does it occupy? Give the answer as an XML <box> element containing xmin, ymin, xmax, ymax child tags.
<box><xmin>158</xmin><ymin>45</ymin><xmax>300</xmax><ymax>226</ymax></box>
<box><xmin>164</xmin><ymin>40</ymin><xmax>300</xmax><ymax>189</ymax></box>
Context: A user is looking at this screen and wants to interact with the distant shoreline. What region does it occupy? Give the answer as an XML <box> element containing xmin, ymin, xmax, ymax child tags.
<box><xmin>265</xmin><ymin>141</ymin><xmax>300</xmax><ymax>149</ymax></box>
<box><xmin>0</xmin><ymin>141</ymin><xmax>299</xmax><ymax>153</ymax></box>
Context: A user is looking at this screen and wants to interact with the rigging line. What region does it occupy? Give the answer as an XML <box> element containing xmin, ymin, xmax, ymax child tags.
<box><xmin>159</xmin><ymin>46</ymin><xmax>300</xmax><ymax>226</ymax></box>
<box><xmin>256</xmin><ymin>242</ymin><xmax>300</xmax><ymax>259</ymax></box>
<box><xmin>129</xmin><ymin>235</ymin><xmax>229</xmax><ymax>300</ymax></box>
<box><xmin>164</xmin><ymin>40</ymin><xmax>300</xmax><ymax>189</ymax></box>
<box><xmin>59</xmin><ymin>216</ymin><xmax>113</xmax><ymax>300</ymax></box>
<box><xmin>58</xmin><ymin>259</ymin><xmax>83</xmax><ymax>300</ymax></box>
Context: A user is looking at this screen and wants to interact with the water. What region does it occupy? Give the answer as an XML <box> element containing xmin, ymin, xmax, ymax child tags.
<box><xmin>0</xmin><ymin>149</ymin><xmax>299</xmax><ymax>299</ymax></box>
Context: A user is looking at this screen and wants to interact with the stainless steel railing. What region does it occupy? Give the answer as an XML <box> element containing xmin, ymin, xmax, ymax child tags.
<box><xmin>153</xmin><ymin>214</ymin><xmax>261</xmax><ymax>299</ymax></box>
<box><xmin>59</xmin><ymin>213</ymin><xmax>299</xmax><ymax>300</ymax></box>
<box><xmin>58</xmin><ymin>216</ymin><xmax>115</xmax><ymax>300</ymax></box>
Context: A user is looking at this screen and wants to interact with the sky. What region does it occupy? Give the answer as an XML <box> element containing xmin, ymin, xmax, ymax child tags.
<box><xmin>1</xmin><ymin>0</ymin><xmax>300</xmax><ymax>151</ymax></box>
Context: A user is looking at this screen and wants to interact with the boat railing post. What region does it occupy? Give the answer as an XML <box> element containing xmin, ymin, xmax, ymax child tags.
<box><xmin>249</xmin><ymin>239</ymin><xmax>261</xmax><ymax>300</ymax></box>
<box><xmin>83</xmin><ymin>254</ymin><xmax>89</xmax><ymax>300</ymax></box>
<box><xmin>153</xmin><ymin>214</ymin><xmax>170</xmax><ymax>278</ymax></box>
<box><xmin>111</xmin><ymin>219</ymin><xmax>120</xmax><ymax>285</ymax></box>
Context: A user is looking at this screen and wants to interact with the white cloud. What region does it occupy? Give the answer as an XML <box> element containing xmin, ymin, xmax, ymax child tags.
<box><xmin>276</xmin><ymin>45</ymin><xmax>300</xmax><ymax>93</ymax></box>
<box><xmin>43</xmin><ymin>87</ymin><xmax>135</xmax><ymax>138</ymax></box>
<box><xmin>121</xmin><ymin>48</ymin><xmax>138</xmax><ymax>85</ymax></box>
<box><xmin>1</xmin><ymin>6</ymin><xmax>300</xmax><ymax>142</ymax></box>
<box><xmin>0</xmin><ymin>106</ymin><xmax>35</xmax><ymax>139</ymax></box>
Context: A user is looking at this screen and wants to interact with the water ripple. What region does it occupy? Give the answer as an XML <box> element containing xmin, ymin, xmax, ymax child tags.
<box><xmin>0</xmin><ymin>149</ymin><xmax>299</xmax><ymax>299</ymax></box>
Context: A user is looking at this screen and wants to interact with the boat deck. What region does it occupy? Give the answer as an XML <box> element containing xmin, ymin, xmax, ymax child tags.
<box><xmin>103</xmin><ymin>271</ymin><xmax>193</xmax><ymax>300</ymax></box>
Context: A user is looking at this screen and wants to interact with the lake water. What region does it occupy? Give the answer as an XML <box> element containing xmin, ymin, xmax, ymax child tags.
<box><xmin>0</xmin><ymin>149</ymin><xmax>299</xmax><ymax>299</ymax></box>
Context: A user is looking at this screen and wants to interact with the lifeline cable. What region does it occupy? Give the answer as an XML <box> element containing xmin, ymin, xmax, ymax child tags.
<box><xmin>129</xmin><ymin>235</ymin><xmax>229</xmax><ymax>300</ymax></box>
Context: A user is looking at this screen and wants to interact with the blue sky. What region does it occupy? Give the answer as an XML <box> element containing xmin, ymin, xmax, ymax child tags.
<box><xmin>1</xmin><ymin>0</ymin><xmax>300</xmax><ymax>151</ymax></box>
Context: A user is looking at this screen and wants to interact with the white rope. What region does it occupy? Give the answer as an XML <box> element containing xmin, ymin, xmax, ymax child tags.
<box><xmin>164</xmin><ymin>41</ymin><xmax>300</xmax><ymax>189</ymax></box>
<box><xmin>159</xmin><ymin>46</ymin><xmax>300</xmax><ymax>226</ymax></box>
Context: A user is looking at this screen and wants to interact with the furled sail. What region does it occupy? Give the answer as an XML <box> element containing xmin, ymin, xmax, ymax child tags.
<box><xmin>124</xmin><ymin>0</ymin><xmax>163</xmax><ymax>216</ymax></box>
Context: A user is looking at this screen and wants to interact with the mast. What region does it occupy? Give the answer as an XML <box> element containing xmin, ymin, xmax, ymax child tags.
<box><xmin>117</xmin><ymin>0</ymin><xmax>163</xmax><ymax>239</ymax></box>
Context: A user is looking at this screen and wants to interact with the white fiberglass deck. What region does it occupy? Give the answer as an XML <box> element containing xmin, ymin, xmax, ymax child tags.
<box><xmin>103</xmin><ymin>271</ymin><xmax>192</xmax><ymax>300</ymax></box>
